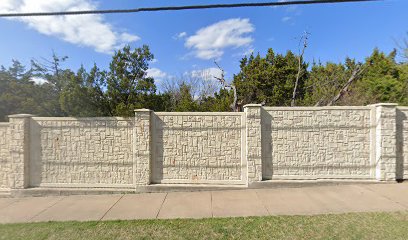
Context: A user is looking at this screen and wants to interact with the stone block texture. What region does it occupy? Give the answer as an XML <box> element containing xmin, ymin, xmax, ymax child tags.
<box><xmin>245</xmin><ymin>105</ymin><xmax>263</xmax><ymax>183</ymax></box>
<box><xmin>262</xmin><ymin>108</ymin><xmax>372</xmax><ymax>179</ymax></box>
<box><xmin>31</xmin><ymin>118</ymin><xmax>134</xmax><ymax>187</ymax></box>
<box><xmin>0</xmin><ymin>124</ymin><xmax>10</xmax><ymax>189</ymax></box>
<box><xmin>374</xmin><ymin>104</ymin><xmax>398</xmax><ymax>181</ymax></box>
<box><xmin>9</xmin><ymin>115</ymin><xmax>32</xmax><ymax>189</ymax></box>
<box><xmin>134</xmin><ymin>110</ymin><xmax>152</xmax><ymax>186</ymax></box>
<box><xmin>0</xmin><ymin>103</ymin><xmax>407</xmax><ymax>190</ymax></box>
<box><xmin>152</xmin><ymin>113</ymin><xmax>244</xmax><ymax>184</ymax></box>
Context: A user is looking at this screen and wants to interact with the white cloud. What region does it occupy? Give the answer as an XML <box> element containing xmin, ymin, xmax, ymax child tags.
<box><xmin>185</xmin><ymin>67</ymin><xmax>223</xmax><ymax>81</ymax></box>
<box><xmin>0</xmin><ymin>0</ymin><xmax>140</xmax><ymax>54</ymax></box>
<box><xmin>173</xmin><ymin>32</ymin><xmax>187</xmax><ymax>40</ymax></box>
<box><xmin>282</xmin><ymin>16</ymin><xmax>291</xmax><ymax>22</ymax></box>
<box><xmin>146</xmin><ymin>68</ymin><xmax>167</xmax><ymax>80</ymax></box>
<box><xmin>185</xmin><ymin>18</ymin><xmax>255</xmax><ymax>60</ymax></box>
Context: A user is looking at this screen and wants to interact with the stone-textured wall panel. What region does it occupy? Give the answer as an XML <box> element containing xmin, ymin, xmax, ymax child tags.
<box><xmin>245</xmin><ymin>105</ymin><xmax>262</xmax><ymax>183</ymax></box>
<box><xmin>153</xmin><ymin>114</ymin><xmax>243</xmax><ymax>183</ymax></box>
<box><xmin>375</xmin><ymin>105</ymin><xmax>397</xmax><ymax>181</ymax></box>
<box><xmin>33</xmin><ymin>118</ymin><xmax>134</xmax><ymax>185</ymax></box>
<box><xmin>134</xmin><ymin>110</ymin><xmax>152</xmax><ymax>186</ymax></box>
<box><xmin>0</xmin><ymin>124</ymin><xmax>10</xmax><ymax>188</ymax></box>
<box><xmin>262</xmin><ymin>108</ymin><xmax>372</xmax><ymax>179</ymax></box>
<box><xmin>397</xmin><ymin>108</ymin><xmax>408</xmax><ymax>180</ymax></box>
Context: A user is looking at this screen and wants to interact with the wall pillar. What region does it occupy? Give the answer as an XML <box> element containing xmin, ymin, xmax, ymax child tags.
<box><xmin>8</xmin><ymin>114</ymin><xmax>33</xmax><ymax>189</ymax></box>
<box><xmin>244</xmin><ymin>104</ymin><xmax>263</xmax><ymax>183</ymax></box>
<box><xmin>372</xmin><ymin>103</ymin><xmax>398</xmax><ymax>181</ymax></box>
<box><xmin>134</xmin><ymin>109</ymin><xmax>152</xmax><ymax>186</ymax></box>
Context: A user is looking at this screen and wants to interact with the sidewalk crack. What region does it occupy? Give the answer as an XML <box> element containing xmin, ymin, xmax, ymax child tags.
<box><xmin>255</xmin><ymin>190</ymin><xmax>270</xmax><ymax>215</ymax></box>
<box><xmin>99</xmin><ymin>194</ymin><xmax>125</xmax><ymax>221</ymax></box>
<box><xmin>210</xmin><ymin>191</ymin><xmax>213</xmax><ymax>218</ymax></box>
<box><xmin>29</xmin><ymin>196</ymin><xmax>66</xmax><ymax>221</ymax></box>
<box><xmin>156</xmin><ymin>193</ymin><xmax>168</xmax><ymax>219</ymax></box>
<box><xmin>356</xmin><ymin>185</ymin><xmax>408</xmax><ymax>209</ymax></box>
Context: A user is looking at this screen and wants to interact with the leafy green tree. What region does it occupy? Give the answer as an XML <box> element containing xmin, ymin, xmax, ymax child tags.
<box><xmin>106</xmin><ymin>45</ymin><xmax>156</xmax><ymax>116</ymax></box>
<box><xmin>31</xmin><ymin>53</ymin><xmax>73</xmax><ymax>117</ymax></box>
<box><xmin>173</xmin><ymin>82</ymin><xmax>198</xmax><ymax>112</ymax></box>
<box><xmin>343</xmin><ymin>49</ymin><xmax>407</xmax><ymax>105</ymax></box>
<box><xmin>0</xmin><ymin>60</ymin><xmax>45</xmax><ymax>120</ymax></box>
<box><xmin>233</xmin><ymin>49</ymin><xmax>308</xmax><ymax>106</ymax></box>
<box><xmin>59</xmin><ymin>65</ymin><xmax>111</xmax><ymax>117</ymax></box>
<box><xmin>199</xmin><ymin>88</ymin><xmax>234</xmax><ymax>112</ymax></box>
<box><xmin>302</xmin><ymin>59</ymin><xmax>359</xmax><ymax>106</ymax></box>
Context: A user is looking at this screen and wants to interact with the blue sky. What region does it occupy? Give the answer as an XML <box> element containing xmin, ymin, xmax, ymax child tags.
<box><xmin>0</xmin><ymin>0</ymin><xmax>407</xmax><ymax>85</ymax></box>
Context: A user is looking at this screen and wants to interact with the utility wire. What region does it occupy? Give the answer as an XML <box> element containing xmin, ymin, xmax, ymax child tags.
<box><xmin>0</xmin><ymin>0</ymin><xmax>380</xmax><ymax>18</ymax></box>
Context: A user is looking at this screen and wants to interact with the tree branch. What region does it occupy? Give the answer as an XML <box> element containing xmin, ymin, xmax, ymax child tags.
<box><xmin>214</xmin><ymin>60</ymin><xmax>238</xmax><ymax>111</ymax></box>
<box><xmin>326</xmin><ymin>66</ymin><xmax>364</xmax><ymax>106</ymax></box>
<box><xmin>291</xmin><ymin>31</ymin><xmax>309</xmax><ymax>107</ymax></box>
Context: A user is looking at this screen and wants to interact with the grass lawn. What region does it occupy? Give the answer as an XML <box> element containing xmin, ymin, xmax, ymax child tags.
<box><xmin>1</xmin><ymin>212</ymin><xmax>408</xmax><ymax>240</ymax></box>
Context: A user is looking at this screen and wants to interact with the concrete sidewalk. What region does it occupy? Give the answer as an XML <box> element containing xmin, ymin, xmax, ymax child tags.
<box><xmin>1</xmin><ymin>183</ymin><xmax>408</xmax><ymax>224</ymax></box>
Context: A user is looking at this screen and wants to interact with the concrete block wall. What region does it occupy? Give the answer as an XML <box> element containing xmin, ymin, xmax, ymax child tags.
<box><xmin>0</xmin><ymin>123</ymin><xmax>10</xmax><ymax>189</ymax></box>
<box><xmin>373</xmin><ymin>104</ymin><xmax>398</xmax><ymax>181</ymax></box>
<box><xmin>244</xmin><ymin>105</ymin><xmax>263</xmax><ymax>183</ymax></box>
<box><xmin>0</xmin><ymin>103</ymin><xmax>407</xmax><ymax>191</ymax></box>
<box><xmin>261</xmin><ymin>106</ymin><xmax>372</xmax><ymax>180</ymax></box>
<box><xmin>151</xmin><ymin>112</ymin><xmax>246</xmax><ymax>185</ymax></box>
<box><xmin>29</xmin><ymin>117</ymin><xmax>135</xmax><ymax>188</ymax></box>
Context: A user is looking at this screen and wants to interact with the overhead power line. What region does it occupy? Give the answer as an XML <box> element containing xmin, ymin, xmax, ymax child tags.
<box><xmin>0</xmin><ymin>0</ymin><xmax>379</xmax><ymax>18</ymax></box>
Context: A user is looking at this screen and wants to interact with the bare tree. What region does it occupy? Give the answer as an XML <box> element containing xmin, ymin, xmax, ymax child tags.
<box><xmin>291</xmin><ymin>31</ymin><xmax>310</xmax><ymax>107</ymax></box>
<box><xmin>213</xmin><ymin>61</ymin><xmax>239</xmax><ymax>112</ymax></box>
<box><xmin>159</xmin><ymin>70</ymin><xmax>220</xmax><ymax>108</ymax></box>
<box><xmin>394</xmin><ymin>32</ymin><xmax>408</xmax><ymax>61</ymax></box>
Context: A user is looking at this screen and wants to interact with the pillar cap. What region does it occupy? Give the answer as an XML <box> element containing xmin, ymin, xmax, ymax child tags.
<box><xmin>8</xmin><ymin>114</ymin><xmax>35</xmax><ymax>118</ymax></box>
<box><xmin>134</xmin><ymin>109</ymin><xmax>152</xmax><ymax>112</ymax></box>
<box><xmin>243</xmin><ymin>104</ymin><xmax>262</xmax><ymax>108</ymax></box>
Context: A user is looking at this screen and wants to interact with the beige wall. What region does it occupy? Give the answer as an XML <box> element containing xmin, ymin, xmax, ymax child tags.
<box><xmin>30</xmin><ymin>117</ymin><xmax>134</xmax><ymax>188</ymax></box>
<box><xmin>262</xmin><ymin>107</ymin><xmax>372</xmax><ymax>180</ymax></box>
<box><xmin>152</xmin><ymin>113</ymin><xmax>246</xmax><ymax>184</ymax></box>
<box><xmin>0</xmin><ymin>104</ymin><xmax>407</xmax><ymax>190</ymax></box>
<box><xmin>0</xmin><ymin>124</ymin><xmax>10</xmax><ymax>189</ymax></box>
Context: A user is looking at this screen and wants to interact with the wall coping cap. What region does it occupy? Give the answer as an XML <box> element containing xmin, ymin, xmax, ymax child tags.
<box><xmin>134</xmin><ymin>109</ymin><xmax>152</xmax><ymax>112</ymax></box>
<box><xmin>368</xmin><ymin>103</ymin><xmax>398</xmax><ymax>107</ymax></box>
<box><xmin>243</xmin><ymin>104</ymin><xmax>262</xmax><ymax>108</ymax></box>
<box><xmin>8</xmin><ymin>114</ymin><xmax>35</xmax><ymax>118</ymax></box>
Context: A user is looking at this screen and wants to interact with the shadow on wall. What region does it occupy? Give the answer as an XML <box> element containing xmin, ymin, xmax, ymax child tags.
<box><xmin>396</xmin><ymin>109</ymin><xmax>407</xmax><ymax>180</ymax></box>
<box><xmin>151</xmin><ymin>114</ymin><xmax>164</xmax><ymax>183</ymax></box>
<box><xmin>261</xmin><ymin>108</ymin><xmax>273</xmax><ymax>180</ymax></box>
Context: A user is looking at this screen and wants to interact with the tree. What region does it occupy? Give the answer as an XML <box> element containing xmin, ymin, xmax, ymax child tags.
<box><xmin>213</xmin><ymin>61</ymin><xmax>238</xmax><ymax>111</ymax></box>
<box><xmin>291</xmin><ymin>31</ymin><xmax>309</xmax><ymax>106</ymax></box>
<box><xmin>59</xmin><ymin>65</ymin><xmax>111</xmax><ymax>117</ymax></box>
<box><xmin>342</xmin><ymin>49</ymin><xmax>407</xmax><ymax>105</ymax></box>
<box><xmin>233</xmin><ymin>49</ymin><xmax>308</xmax><ymax>106</ymax></box>
<box><xmin>31</xmin><ymin>53</ymin><xmax>73</xmax><ymax>117</ymax></box>
<box><xmin>302</xmin><ymin>59</ymin><xmax>361</xmax><ymax>106</ymax></box>
<box><xmin>0</xmin><ymin>60</ymin><xmax>47</xmax><ymax>120</ymax></box>
<box><xmin>199</xmin><ymin>88</ymin><xmax>234</xmax><ymax>112</ymax></box>
<box><xmin>173</xmin><ymin>82</ymin><xmax>198</xmax><ymax>111</ymax></box>
<box><xmin>106</xmin><ymin>45</ymin><xmax>156</xmax><ymax>116</ymax></box>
